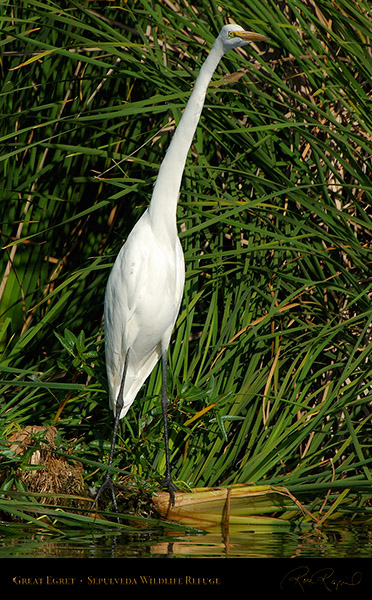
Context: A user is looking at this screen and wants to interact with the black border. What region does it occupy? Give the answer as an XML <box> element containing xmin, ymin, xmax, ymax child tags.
<box><xmin>3</xmin><ymin>557</ymin><xmax>371</xmax><ymax>597</ymax></box>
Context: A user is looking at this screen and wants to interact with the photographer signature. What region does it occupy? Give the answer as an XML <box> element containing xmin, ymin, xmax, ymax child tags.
<box><xmin>280</xmin><ymin>565</ymin><xmax>362</xmax><ymax>592</ymax></box>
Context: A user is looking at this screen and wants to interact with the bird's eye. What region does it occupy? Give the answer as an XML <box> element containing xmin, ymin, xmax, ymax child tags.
<box><xmin>228</xmin><ymin>31</ymin><xmax>236</xmax><ymax>38</ymax></box>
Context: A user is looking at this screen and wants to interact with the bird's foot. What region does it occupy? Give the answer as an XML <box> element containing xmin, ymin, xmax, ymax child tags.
<box><xmin>90</xmin><ymin>473</ymin><xmax>114</xmax><ymax>512</ymax></box>
<box><xmin>160</xmin><ymin>475</ymin><xmax>179</xmax><ymax>507</ymax></box>
<box><xmin>90</xmin><ymin>473</ymin><xmax>127</xmax><ymax>515</ymax></box>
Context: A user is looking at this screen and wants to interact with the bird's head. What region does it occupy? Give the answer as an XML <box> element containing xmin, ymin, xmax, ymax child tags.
<box><xmin>219</xmin><ymin>24</ymin><xmax>268</xmax><ymax>51</ymax></box>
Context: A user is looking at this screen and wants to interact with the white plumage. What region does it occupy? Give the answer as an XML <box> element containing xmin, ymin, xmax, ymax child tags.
<box><xmin>104</xmin><ymin>210</ymin><xmax>185</xmax><ymax>419</ymax></box>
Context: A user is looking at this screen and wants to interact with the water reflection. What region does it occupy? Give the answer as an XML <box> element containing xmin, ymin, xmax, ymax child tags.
<box><xmin>1</xmin><ymin>522</ymin><xmax>372</xmax><ymax>558</ymax></box>
<box><xmin>152</xmin><ymin>525</ymin><xmax>372</xmax><ymax>558</ymax></box>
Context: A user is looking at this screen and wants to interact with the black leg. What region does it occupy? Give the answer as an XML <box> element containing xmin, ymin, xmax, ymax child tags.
<box><xmin>160</xmin><ymin>349</ymin><xmax>178</xmax><ymax>506</ymax></box>
<box><xmin>91</xmin><ymin>349</ymin><xmax>130</xmax><ymax>518</ymax></box>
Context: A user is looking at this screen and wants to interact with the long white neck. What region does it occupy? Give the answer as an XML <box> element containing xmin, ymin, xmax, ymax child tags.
<box><xmin>148</xmin><ymin>35</ymin><xmax>225</xmax><ymax>239</ymax></box>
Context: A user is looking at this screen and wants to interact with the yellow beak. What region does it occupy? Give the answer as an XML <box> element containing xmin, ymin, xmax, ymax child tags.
<box><xmin>234</xmin><ymin>31</ymin><xmax>269</xmax><ymax>42</ymax></box>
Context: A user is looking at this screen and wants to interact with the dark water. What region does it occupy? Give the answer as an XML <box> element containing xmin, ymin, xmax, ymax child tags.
<box><xmin>1</xmin><ymin>522</ymin><xmax>372</xmax><ymax>558</ymax></box>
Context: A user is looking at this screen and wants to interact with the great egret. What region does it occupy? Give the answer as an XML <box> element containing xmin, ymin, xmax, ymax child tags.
<box><xmin>92</xmin><ymin>24</ymin><xmax>268</xmax><ymax>512</ymax></box>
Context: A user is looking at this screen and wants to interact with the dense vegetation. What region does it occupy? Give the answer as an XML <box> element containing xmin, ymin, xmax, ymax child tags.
<box><xmin>1</xmin><ymin>0</ymin><xmax>372</xmax><ymax>533</ymax></box>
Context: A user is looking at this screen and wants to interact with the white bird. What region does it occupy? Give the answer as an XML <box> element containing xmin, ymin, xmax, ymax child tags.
<box><xmin>92</xmin><ymin>24</ymin><xmax>268</xmax><ymax>512</ymax></box>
